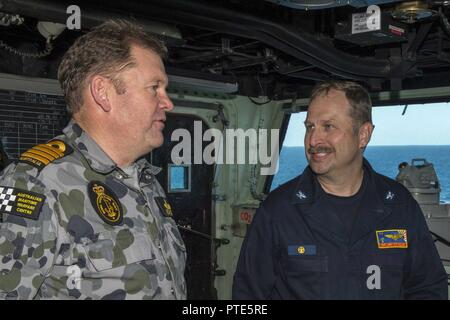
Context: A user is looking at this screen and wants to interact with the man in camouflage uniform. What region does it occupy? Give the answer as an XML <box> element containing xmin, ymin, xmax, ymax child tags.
<box><xmin>0</xmin><ymin>20</ymin><xmax>186</xmax><ymax>299</ymax></box>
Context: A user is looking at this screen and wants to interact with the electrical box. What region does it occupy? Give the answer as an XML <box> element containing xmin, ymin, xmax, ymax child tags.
<box><xmin>335</xmin><ymin>10</ymin><xmax>408</xmax><ymax>46</ymax></box>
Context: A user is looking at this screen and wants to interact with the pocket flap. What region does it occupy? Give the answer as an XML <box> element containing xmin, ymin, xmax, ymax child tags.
<box><xmin>370</xmin><ymin>252</ymin><xmax>405</xmax><ymax>267</ymax></box>
<box><xmin>84</xmin><ymin>230</ymin><xmax>155</xmax><ymax>272</ymax></box>
<box><xmin>285</xmin><ymin>256</ymin><xmax>328</xmax><ymax>273</ymax></box>
<box><xmin>164</xmin><ymin>223</ymin><xmax>186</xmax><ymax>251</ymax></box>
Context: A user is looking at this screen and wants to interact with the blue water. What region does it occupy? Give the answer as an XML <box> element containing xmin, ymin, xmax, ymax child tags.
<box><xmin>271</xmin><ymin>146</ymin><xmax>450</xmax><ymax>202</ymax></box>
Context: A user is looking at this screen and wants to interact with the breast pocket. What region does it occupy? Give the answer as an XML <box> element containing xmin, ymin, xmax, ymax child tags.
<box><xmin>163</xmin><ymin>223</ymin><xmax>186</xmax><ymax>251</ymax></box>
<box><xmin>285</xmin><ymin>256</ymin><xmax>329</xmax><ymax>273</ymax></box>
<box><xmin>83</xmin><ymin>229</ymin><xmax>156</xmax><ymax>272</ymax></box>
<box><xmin>46</xmin><ymin>230</ymin><xmax>158</xmax><ymax>299</ymax></box>
<box><xmin>162</xmin><ymin>222</ymin><xmax>186</xmax><ymax>271</ymax></box>
<box><xmin>364</xmin><ymin>252</ymin><xmax>405</xmax><ymax>299</ymax></box>
<box><xmin>281</xmin><ymin>255</ymin><xmax>328</xmax><ymax>299</ymax></box>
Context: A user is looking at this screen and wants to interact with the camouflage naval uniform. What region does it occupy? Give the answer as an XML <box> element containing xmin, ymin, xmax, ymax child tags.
<box><xmin>0</xmin><ymin>120</ymin><xmax>186</xmax><ymax>299</ymax></box>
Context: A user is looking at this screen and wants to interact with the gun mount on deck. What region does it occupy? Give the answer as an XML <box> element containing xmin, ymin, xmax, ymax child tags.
<box><xmin>397</xmin><ymin>158</ymin><xmax>450</xmax><ymax>285</ymax></box>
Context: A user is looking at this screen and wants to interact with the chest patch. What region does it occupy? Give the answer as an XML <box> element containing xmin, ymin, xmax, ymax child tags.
<box><xmin>155</xmin><ymin>197</ymin><xmax>174</xmax><ymax>217</ymax></box>
<box><xmin>88</xmin><ymin>181</ymin><xmax>123</xmax><ymax>226</ymax></box>
<box><xmin>376</xmin><ymin>229</ymin><xmax>408</xmax><ymax>249</ymax></box>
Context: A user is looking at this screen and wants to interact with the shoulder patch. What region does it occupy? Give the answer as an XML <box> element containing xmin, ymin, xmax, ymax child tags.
<box><xmin>0</xmin><ymin>186</ymin><xmax>46</xmax><ymax>220</ymax></box>
<box><xmin>19</xmin><ymin>140</ymin><xmax>73</xmax><ymax>171</ymax></box>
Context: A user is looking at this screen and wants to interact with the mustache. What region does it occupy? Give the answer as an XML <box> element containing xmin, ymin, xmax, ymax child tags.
<box><xmin>308</xmin><ymin>146</ymin><xmax>334</xmax><ymax>154</ymax></box>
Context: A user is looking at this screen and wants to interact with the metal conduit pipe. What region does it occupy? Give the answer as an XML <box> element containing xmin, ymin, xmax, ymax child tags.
<box><xmin>0</xmin><ymin>0</ymin><xmax>391</xmax><ymax>79</ymax></box>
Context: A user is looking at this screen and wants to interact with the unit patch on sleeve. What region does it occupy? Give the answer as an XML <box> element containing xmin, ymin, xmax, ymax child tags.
<box><xmin>155</xmin><ymin>197</ymin><xmax>174</xmax><ymax>217</ymax></box>
<box><xmin>0</xmin><ymin>186</ymin><xmax>46</xmax><ymax>220</ymax></box>
<box><xmin>19</xmin><ymin>139</ymin><xmax>73</xmax><ymax>171</ymax></box>
<box><xmin>87</xmin><ymin>181</ymin><xmax>123</xmax><ymax>226</ymax></box>
<box><xmin>376</xmin><ymin>229</ymin><xmax>408</xmax><ymax>249</ymax></box>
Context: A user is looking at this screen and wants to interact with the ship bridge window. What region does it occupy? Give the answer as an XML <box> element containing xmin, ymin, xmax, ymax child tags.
<box><xmin>270</xmin><ymin>103</ymin><xmax>450</xmax><ymax>204</ymax></box>
<box><xmin>168</xmin><ymin>164</ymin><xmax>191</xmax><ymax>193</ymax></box>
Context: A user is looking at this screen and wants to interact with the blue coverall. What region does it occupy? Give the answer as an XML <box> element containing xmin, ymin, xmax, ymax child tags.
<box><xmin>233</xmin><ymin>159</ymin><xmax>448</xmax><ymax>299</ymax></box>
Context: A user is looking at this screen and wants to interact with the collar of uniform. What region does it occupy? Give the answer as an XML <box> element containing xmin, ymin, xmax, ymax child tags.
<box><xmin>290</xmin><ymin>157</ymin><xmax>402</xmax><ymax>206</ymax></box>
<box><xmin>359</xmin><ymin>158</ymin><xmax>385</xmax><ymax>210</ymax></box>
<box><xmin>136</xmin><ymin>157</ymin><xmax>161</xmax><ymax>175</ymax></box>
<box><xmin>290</xmin><ymin>165</ymin><xmax>317</xmax><ymax>204</ymax></box>
<box><xmin>363</xmin><ymin>157</ymin><xmax>405</xmax><ymax>205</ymax></box>
<box><xmin>63</xmin><ymin>120</ymin><xmax>117</xmax><ymax>174</ymax></box>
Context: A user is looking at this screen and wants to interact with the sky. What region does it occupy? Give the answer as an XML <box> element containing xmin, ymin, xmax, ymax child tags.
<box><xmin>283</xmin><ymin>102</ymin><xmax>450</xmax><ymax>146</ymax></box>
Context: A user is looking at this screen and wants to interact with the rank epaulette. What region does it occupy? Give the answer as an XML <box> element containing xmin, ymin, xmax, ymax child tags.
<box><xmin>19</xmin><ymin>140</ymin><xmax>73</xmax><ymax>171</ymax></box>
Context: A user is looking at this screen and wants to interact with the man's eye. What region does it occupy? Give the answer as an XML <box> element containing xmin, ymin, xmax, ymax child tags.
<box><xmin>149</xmin><ymin>85</ymin><xmax>159</xmax><ymax>94</ymax></box>
<box><xmin>324</xmin><ymin>124</ymin><xmax>334</xmax><ymax>130</ymax></box>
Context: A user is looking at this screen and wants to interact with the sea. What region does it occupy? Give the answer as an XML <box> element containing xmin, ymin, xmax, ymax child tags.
<box><xmin>271</xmin><ymin>145</ymin><xmax>450</xmax><ymax>202</ymax></box>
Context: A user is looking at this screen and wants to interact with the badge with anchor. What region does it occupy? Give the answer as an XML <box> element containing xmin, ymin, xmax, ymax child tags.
<box><xmin>88</xmin><ymin>181</ymin><xmax>123</xmax><ymax>225</ymax></box>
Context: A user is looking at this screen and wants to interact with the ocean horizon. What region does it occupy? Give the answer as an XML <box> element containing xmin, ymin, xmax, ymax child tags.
<box><xmin>271</xmin><ymin>145</ymin><xmax>450</xmax><ymax>202</ymax></box>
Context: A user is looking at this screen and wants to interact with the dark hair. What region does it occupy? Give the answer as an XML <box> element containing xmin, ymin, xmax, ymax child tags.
<box><xmin>58</xmin><ymin>19</ymin><xmax>167</xmax><ymax>114</ymax></box>
<box><xmin>310</xmin><ymin>80</ymin><xmax>372</xmax><ymax>133</ymax></box>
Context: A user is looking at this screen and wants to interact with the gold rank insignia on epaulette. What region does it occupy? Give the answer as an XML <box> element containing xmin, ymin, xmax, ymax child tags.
<box><xmin>19</xmin><ymin>140</ymin><xmax>73</xmax><ymax>171</ymax></box>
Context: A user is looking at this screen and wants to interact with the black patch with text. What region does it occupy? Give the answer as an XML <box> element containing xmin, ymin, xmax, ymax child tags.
<box><xmin>0</xmin><ymin>186</ymin><xmax>45</xmax><ymax>220</ymax></box>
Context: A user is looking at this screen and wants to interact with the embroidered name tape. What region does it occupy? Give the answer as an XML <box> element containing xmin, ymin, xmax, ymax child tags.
<box><xmin>0</xmin><ymin>186</ymin><xmax>46</xmax><ymax>220</ymax></box>
<box><xmin>288</xmin><ymin>245</ymin><xmax>317</xmax><ymax>256</ymax></box>
<box><xmin>376</xmin><ymin>229</ymin><xmax>408</xmax><ymax>249</ymax></box>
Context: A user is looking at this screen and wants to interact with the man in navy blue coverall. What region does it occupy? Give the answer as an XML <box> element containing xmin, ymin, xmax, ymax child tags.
<box><xmin>233</xmin><ymin>81</ymin><xmax>448</xmax><ymax>299</ymax></box>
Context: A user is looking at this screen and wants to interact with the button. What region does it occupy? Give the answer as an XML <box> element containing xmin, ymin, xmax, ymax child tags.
<box><xmin>171</xmin><ymin>288</ymin><xmax>175</xmax><ymax>294</ymax></box>
<box><xmin>116</xmin><ymin>173</ymin><xmax>124</xmax><ymax>179</ymax></box>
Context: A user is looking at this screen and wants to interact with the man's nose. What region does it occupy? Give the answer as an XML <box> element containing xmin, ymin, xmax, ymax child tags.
<box><xmin>307</xmin><ymin>127</ymin><xmax>322</xmax><ymax>147</ymax></box>
<box><xmin>159</xmin><ymin>92</ymin><xmax>174</xmax><ymax>111</ymax></box>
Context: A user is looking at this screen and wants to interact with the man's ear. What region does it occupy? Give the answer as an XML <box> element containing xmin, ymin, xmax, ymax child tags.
<box><xmin>90</xmin><ymin>75</ymin><xmax>112</xmax><ymax>112</ymax></box>
<box><xmin>359</xmin><ymin>121</ymin><xmax>374</xmax><ymax>149</ymax></box>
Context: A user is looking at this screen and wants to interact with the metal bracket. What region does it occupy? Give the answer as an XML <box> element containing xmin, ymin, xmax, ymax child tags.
<box><xmin>212</xmin><ymin>194</ymin><xmax>227</xmax><ymax>201</ymax></box>
<box><xmin>212</xmin><ymin>105</ymin><xmax>229</xmax><ymax>128</ymax></box>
